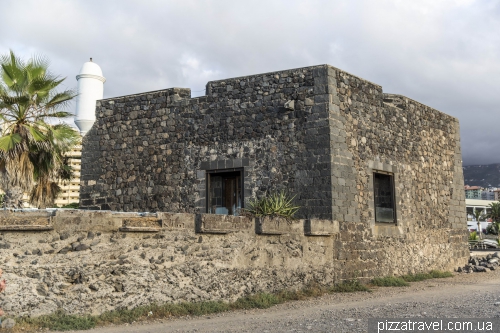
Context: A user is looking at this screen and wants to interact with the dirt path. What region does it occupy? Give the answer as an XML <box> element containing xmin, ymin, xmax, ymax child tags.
<box><xmin>68</xmin><ymin>270</ymin><xmax>500</xmax><ymax>333</ymax></box>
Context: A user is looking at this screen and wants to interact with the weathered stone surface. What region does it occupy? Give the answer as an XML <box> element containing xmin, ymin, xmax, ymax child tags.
<box><xmin>255</xmin><ymin>217</ymin><xmax>302</xmax><ymax>235</ymax></box>
<box><xmin>122</xmin><ymin>217</ymin><xmax>161</xmax><ymax>228</ymax></box>
<box><xmin>75</xmin><ymin>244</ymin><xmax>90</xmax><ymax>251</ymax></box>
<box><xmin>196</xmin><ymin>214</ymin><xmax>252</xmax><ymax>234</ymax></box>
<box><xmin>475</xmin><ymin>266</ymin><xmax>487</xmax><ymax>272</ymax></box>
<box><xmin>304</xmin><ymin>219</ymin><xmax>339</xmax><ymax>236</ymax></box>
<box><xmin>0</xmin><ymin>210</ymin><xmax>52</xmax><ymax>226</ymax></box>
<box><xmin>0</xmin><ymin>211</ymin><xmax>469</xmax><ymax>317</ymax></box>
<box><xmin>0</xmin><ymin>225</ymin><xmax>53</xmax><ymax>231</ymax></box>
<box><xmin>1</xmin><ymin>318</ymin><xmax>15</xmax><ymax>329</ymax></box>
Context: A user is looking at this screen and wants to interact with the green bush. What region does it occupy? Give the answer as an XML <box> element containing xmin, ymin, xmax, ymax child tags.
<box><xmin>246</xmin><ymin>190</ymin><xmax>299</xmax><ymax>220</ymax></box>
<box><xmin>371</xmin><ymin>276</ymin><xmax>409</xmax><ymax>287</ymax></box>
<box><xmin>401</xmin><ymin>270</ymin><xmax>452</xmax><ymax>282</ymax></box>
<box><xmin>61</xmin><ymin>202</ymin><xmax>79</xmax><ymax>209</ymax></box>
<box><xmin>469</xmin><ymin>231</ymin><xmax>478</xmax><ymax>240</ymax></box>
<box><xmin>330</xmin><ymin>279</ymin><xmax>371</xmax><ymax>292</ymax></box>
<box><xmin>486</xmin><ymin>224</ymin><xmax>497</xmax><ymax>235</ymax></box>
<box><xmin>233</xmin><ymin>293</ymin><xmax>282</xmax><ymax>309</ymax></box>
<box><xmin>371</xmin><ymin>270</ymin><xmax>453</xmax><ymax>287</ymax></box>
<box><xmin>22</xmin><ymin>310</ymin><xmax>97</xmax><ymax>331</ymax></box>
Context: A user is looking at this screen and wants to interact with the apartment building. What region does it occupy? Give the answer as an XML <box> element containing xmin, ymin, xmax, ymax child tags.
<box><xmin>54</xmin><ymin>145</ymin><xmax>82</xmax><ymax>207</ymax></box>
<box><xmin>465</xmin><ymin>185</ymin><xmax>482</xmax><ymax>199</ymax></box>
<box><xmin>17</xmin><ymin>145</ymin><xmax>82</xmax><ymax>208</ymax></box>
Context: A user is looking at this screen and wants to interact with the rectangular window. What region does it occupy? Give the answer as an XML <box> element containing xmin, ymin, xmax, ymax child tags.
<box><xmin>373</xmin><ymin>172</ymin><xmax>396</xmax><ymax>223</ymax></box>
<box><xmin>206</xmin><ymin>169</ymin><xmax>243</xmax><ymax>215</ymax></box>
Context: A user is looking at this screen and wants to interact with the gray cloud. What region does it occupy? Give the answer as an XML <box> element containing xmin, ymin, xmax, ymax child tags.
<box><xmin>1</xmin><ymin>0</ymin><xmax>498</xmax><ymax>165</ymax></box>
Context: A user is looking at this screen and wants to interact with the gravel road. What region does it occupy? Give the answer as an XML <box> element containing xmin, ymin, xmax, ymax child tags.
<box><xmin>68</xmin><ymin>267</ymin><xmax>500</xmax><ymax>333</ymax></box>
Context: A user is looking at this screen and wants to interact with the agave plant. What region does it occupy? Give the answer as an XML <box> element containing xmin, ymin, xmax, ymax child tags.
<box><xmin>246</xmin><ymin>190</ymin><xmax>300</xmax><ymax>220</ymax></box>
<box><xmin>0</xmin><ymin>50</ymin><xmax>79</xmax><ymax>208</ymax></box>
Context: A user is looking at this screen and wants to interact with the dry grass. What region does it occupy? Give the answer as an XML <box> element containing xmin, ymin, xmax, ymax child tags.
<box><xmin>11</xmin><ymin>280</ymin><xmax>369</xmax><ymax>332</ymax></box>
<box><xmin>9</xmin><ymin>271</ymin><xmax>452</xmax><ymax>331</ymax></box>
<box><xmin>371</xmin><ymin>270</ymin><xmax>453</xmax><ymax>287</ymax></box>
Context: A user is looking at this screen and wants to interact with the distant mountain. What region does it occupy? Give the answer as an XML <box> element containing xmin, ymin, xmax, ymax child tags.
<box><xmin>463</xmin><ymin>163</ymin><xmax>500</xmax><ymax>188</ymax></box>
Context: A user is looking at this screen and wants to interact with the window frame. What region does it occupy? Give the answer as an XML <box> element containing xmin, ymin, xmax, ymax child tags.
<box><xmin>373</xmin><ymin>170</ymin><xmax>397</xmax><ymax>224</ymax></box>
<box><xmin>205</xmin><ymin>168</ymin><xmax>245</xmax><ymax>215</ymax></box>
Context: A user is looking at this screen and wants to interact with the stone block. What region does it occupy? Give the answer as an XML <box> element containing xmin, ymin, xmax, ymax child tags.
<box><xmin>121</xmin><ymin>216</ymin><xmax>162</xmax><ymax>228</ymax></box>
<box><xmin>52</xmin><ymin>210</ymin><xmax>119</xmax><ymax>233</ymax></box>
<box><xmin>200</xmin><ymin>161</ymin><xmax>210</xmax><ymax>170</ymax></box>
<box><xmin>314</xmin><ymin>94</ymin><xmax>330</xmax><ymax>104</ymax></box>
<box><xmin>195</xmin><ymin>214</ymin><xmax>253</xmax><ymax>234</ymax></box>
<box><xmin>304</xmin><ymin>219</ymin><xmax>339</xmax><ymax>236</ymax></box>
<box><xmin>313</xmin><ymin>67</ymin><xmax>326</xmax><ymax>78</ymax></box>
<box><xmin>160</xmin><ymin>212</ymin><xmax>195</xmax><ymax>230</ymax></box>
<box><xmin>0</xmin><ymin>225</ymin><xmax>54</xmax><ymax>231</ymax></box>
<box><xmin>372</xmin><ymin>223</ymin><xmax>404</xmax><ymax>237</ymax></box>
<box><xmin>0</xmin><ymin>210</ymin><xmax>53</xmax><ymax>227</ymax></box>
<box><xmin>217</xmin><ymin>160</ymin><xmax>226</xmax><ymax>169</ymax></box>
<box><xmin>255</xmin><ymin>217</ymin><xmax>302</xmax><ymax>235</ymax></box>
<box><xmin>313</xmin><ymin>85</ymin><xmax>327</xmax><ymax>94</ymax></box>
<box><xmin>327</xmin><ymin>66</ymin><xmax>337</xmax><ymax>77</ymax></box>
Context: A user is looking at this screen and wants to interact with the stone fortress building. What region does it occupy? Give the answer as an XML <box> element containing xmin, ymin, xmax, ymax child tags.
<box><xmin>80</xmin><ymin>64</ymin><xmax>466</xmax><ymax>233</ymax></box>
<box><xmin>78</xmin><ymin>63</ymin><xmax>469</xmax><ymax>275</ymax></box>
<box><xmin>0</xmin><ymin>64</ymin><xmax>469</xmax><ymax>316</ymax></box>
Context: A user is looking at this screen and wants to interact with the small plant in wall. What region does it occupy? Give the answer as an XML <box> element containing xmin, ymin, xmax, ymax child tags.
<box><xmin>246</xmin><ymin>190</ymin><xmax>300</xmax><ymax>221</ymax></box>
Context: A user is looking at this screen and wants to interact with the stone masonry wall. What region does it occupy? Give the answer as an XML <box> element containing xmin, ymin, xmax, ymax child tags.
<box><xmin>301</xmin><ymin>65</ymin><xmax>468</xmax><ymax>269</ymax></box>
<box><xmin>80</xmin><ymin>64</ymin><xmax>466</xmax><ymax>232</ymax></box>
<box><xmin>73</xmin><ymin>64</ymin><xmax>469</xmax><ymax>317</ymax></box>
<box><xmin>0</xmin><ymin>210</ymin><xmax>468</xmax><ymax>317</ymax></box>
<box><xmin>80</xmin><ymin>66</ymin><xmax>333</xmax><ymax>218</ymax></box>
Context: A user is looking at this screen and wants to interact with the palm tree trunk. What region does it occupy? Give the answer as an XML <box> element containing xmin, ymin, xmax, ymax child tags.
<box><xmin>3</xmin><ymin>186</ymin><xmax>24</xmax><ymax>209</ymax></box>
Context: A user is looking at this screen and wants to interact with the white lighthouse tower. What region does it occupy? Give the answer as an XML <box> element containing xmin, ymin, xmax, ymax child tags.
<box><xmin>74</xmin><ymin>58</ymin><xmax>106</xmax><ymax>135</ymax></box>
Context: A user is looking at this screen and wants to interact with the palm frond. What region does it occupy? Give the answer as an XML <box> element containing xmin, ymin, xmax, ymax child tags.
<box><xmin>27</xmin><ymin>54</ymin><xmax>49</xmax><ymax>78</ymax></box>
<box><xmin>44</xmin><ymin>90</ymin><xmax>76</xmax><ymax>111</ymax></box>
<box><xmin>0</xmin><ymin>133</ymin><xmax>22</xmax><ymax>151</ymax></box>
<box><xmin>24</xmin><ymin>123</ymin><xmax>47</xmax><ymax>141</ymax></box>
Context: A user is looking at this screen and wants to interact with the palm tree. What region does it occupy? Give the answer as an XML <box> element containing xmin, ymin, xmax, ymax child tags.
<box><xmin>486</xmin><ymin>201</ymin><xmax>500</xmax><ymax>236</ymax></box>
<box><xmin>473</xmin><ymin>208</ymin><xmax>485</xmax><ymax>239</ymax></box>
<box><xmin>0</xmin><ymin>50</ymin><xmax>79</xmax><ymax>208</ymax></box>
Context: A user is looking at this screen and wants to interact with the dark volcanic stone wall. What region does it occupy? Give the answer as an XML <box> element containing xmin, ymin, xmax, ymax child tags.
<box><xmin>80</xmin><ymin>64</ymin><xmax>467</xmax><ymax>243</ymax></box>
<box><xmin>80</xmin><ymin>66</ymin><xmax>334</xmax><ymax>218</ymax></box>
<box><xmin>323</xmin><ymin>65</ymin><xmax>467</xmax><ymax>269</ymax></box>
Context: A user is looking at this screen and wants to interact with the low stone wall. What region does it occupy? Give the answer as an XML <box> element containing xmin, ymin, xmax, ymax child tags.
<box><xmin>0</xmin><ymin>210</ymin><xmax>468</xmax><ymax>317</ymax></box>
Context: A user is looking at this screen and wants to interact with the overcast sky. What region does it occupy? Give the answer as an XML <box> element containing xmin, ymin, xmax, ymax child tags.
<box><xmin>1</xmin><ymin>0</ymin><xmax>498</xmax><ymax>166</ymax></box>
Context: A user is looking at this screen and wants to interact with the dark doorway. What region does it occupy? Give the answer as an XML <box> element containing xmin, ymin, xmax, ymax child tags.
<box><xmin>207</xmin><ymin>169</ymin><xmax>243</xmax><ymax>215</ymax></box>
